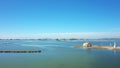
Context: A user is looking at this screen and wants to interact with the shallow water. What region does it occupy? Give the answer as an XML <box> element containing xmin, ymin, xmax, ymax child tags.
<box><xmin>0</xmin><ymin>40</ymin><xmax>120</xmax><ymax>68</ymax></box>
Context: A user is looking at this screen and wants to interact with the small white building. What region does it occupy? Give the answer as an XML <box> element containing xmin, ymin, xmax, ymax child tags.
<box><xmin>83</xmin><ymin>42</ymin><xmax>92</xmax><ymax>47</ymax></box>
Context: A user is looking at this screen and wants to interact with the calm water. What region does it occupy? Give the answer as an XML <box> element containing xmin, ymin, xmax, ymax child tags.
<box><xmin>0</xmin><ymin>40</ymin><xmax>120</xmax><ymax>68</ymax></box>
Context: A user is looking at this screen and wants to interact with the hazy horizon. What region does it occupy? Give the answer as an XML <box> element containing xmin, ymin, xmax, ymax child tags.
<box><xmin>0</xmin><ymin>32</ymin><xmax>120</xmax><ymax>39</ymax></box>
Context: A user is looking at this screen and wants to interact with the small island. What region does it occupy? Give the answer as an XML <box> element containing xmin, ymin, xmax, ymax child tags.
<box><xmin>74</xmin><ymin>42</ymin><xmax>120</xmax><ymax>50</ymax></box>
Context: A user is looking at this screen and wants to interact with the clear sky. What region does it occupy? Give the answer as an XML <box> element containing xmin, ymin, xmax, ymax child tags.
<box><xmin>0</xmin><ymin>0</ymin><xmax>120</xmax><ymax>39</ymax></box>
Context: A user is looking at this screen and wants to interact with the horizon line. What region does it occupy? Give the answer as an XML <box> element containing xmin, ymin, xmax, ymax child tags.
<box><xmin>0</xmin><ymin>32</ymin><xmax>120</xmax><ymax>39</ymax></box>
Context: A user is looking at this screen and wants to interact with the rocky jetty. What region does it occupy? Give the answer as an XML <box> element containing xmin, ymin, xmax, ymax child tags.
<box><xmin>74</xmin><ymin>42</ymin><xmax>120</xmax><ymax>50</ymax></box>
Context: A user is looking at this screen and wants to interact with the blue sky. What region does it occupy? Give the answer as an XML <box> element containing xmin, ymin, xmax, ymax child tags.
<box><xmin>0</xmin><ymin>0</ymin><xmax>120</xmax><ymax>39</ymax></box>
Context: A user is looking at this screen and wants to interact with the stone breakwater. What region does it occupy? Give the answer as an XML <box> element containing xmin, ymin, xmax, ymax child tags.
<box><xmin>0</xmin><ymin>50</ymin><xmax>41</xmax><ymax>53</ymax></box>
<box><xmin>74</xmin><ymin>45</ymin><xmax>120</xmax><ymax>50</ymax></box>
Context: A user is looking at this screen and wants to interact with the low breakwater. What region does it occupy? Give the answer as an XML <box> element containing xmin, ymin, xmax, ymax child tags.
<box><xmin>0</xmin><ymin>50</ymin><xmax>41</xmax><ymax>53</ymax></box>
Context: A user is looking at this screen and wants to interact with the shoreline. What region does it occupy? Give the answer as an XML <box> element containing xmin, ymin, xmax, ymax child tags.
<box><xmin>74</xmin><ymin>45</ymin><xmax>120</xmax><ymax>50</ymax></box>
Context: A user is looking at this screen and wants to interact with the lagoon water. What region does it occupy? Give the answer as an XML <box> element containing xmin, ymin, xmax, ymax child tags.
<box><xmin>0</xmin><ymin>40</ymin><xmax>120</xmax><ymax>68</ymax></box>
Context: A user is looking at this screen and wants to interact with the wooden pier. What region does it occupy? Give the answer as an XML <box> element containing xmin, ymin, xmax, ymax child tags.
<box><xmin>0</xmin><ymin>50</ymin><xmax>41</xmax><ymax>53</ymax></box>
